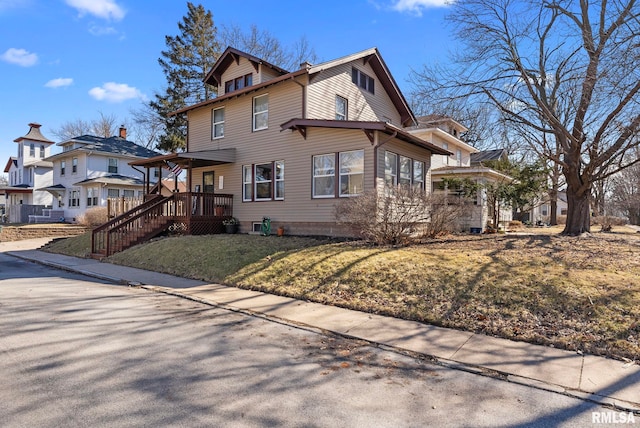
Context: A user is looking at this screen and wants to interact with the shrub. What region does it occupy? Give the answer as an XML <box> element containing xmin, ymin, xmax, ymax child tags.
<box><xmin>77</xmin><ymin>207</ymin><xmax>108</xmax><ymax>227</ymax></box>
<box><xmin>335</xmin><ymin>186</ymin><xmax>471</xmax><ymax>245</ymax></box>
<box><xmin>508</xmin><ymin>220</ymin><xmax>523</xmax><ymax>229</ymax></box>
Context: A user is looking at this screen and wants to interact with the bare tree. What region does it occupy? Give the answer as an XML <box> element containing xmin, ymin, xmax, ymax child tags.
<box><xmin>220</xmin><ymin>23</ymin><xmax>318</xmax><ymax>70</ymax></box>
<box><xmin>0</xmin><ymin>173</ymin><xmax>8</xmax><ymax>186</ymax></box>
<box><xmin>610</xmin><ymin>150</ymin><xmax>640</xmax><ymax>224</ymax></box>
<box><xmin>410</xmin><ymin>0</ymin><xmax>640</xmax><ymax>235</ymax></box>
<box><xmin>51</xmin><ymin>111</ymin><xmax>123</xmax><ymax>140</ymax></box>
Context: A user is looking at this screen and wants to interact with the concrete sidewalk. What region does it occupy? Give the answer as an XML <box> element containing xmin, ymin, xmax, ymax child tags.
<box><xmin>2</xmin><ymin>237</ymin><xmax>639</xmax><ymax>412</ymax></box>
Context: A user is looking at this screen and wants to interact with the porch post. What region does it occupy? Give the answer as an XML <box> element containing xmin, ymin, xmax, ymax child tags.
<box><xmin>187</xmin><ymin>160</ymin><xmax>193</xmax><ymax>192</ymax></box>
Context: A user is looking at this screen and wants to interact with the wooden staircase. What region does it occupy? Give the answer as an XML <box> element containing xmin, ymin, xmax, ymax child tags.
<box><xmin>91</xmin><ymin>195</ymin><xmax>174</xmax><ymax>258</ymax></box>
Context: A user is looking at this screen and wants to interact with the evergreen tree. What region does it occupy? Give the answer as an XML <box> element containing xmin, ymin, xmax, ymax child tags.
<box><xmin>150</xmin><ymin>2</ymin><xmax>221</xmax><ymax>152</ymax></box>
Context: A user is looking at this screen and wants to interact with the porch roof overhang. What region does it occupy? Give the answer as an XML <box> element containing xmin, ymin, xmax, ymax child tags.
<box><xmin>280</xmin><ymin>118</ymin><xmax>452</xmax><ymax>155</ymax></box>
<box><xmin>129</xmin><ymin>149</ymin><xmax>236</xmax><ymax>169</ymax></box>
<box><xmin>0</xmin><ymin>185</ymin><xmax>33</xmax><ymax>194</ymax></box>
<box><xmin>74</xmin><ymin>175</ymin><xmax>146</xmax><ymax>187</ymax></box>
<box><xmin>432</xmin><ymin>166</ymin><xmax>513</xmax><ymax>182</ymax></box>
<box><xmin>37</xmin><ymin>183</ymin><xmax>66</xmax><ymax>197</ymax></box>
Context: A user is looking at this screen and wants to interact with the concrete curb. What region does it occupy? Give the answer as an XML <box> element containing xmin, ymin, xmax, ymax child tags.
<box><xmin>5</xmin><ymin>249</ymin><xmax>640</xmax><ymax>414</ymax></box>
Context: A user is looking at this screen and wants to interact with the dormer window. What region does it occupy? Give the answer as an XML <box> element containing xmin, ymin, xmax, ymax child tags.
<box><xmin>225</xmin><ymin>73</ymin><xmax>253</xmax><ymax>93</ymax></box>
<box><xmin>351</xmin><ymin>67</ymin><xmax>375</xmax><ymax>94</ymax></box>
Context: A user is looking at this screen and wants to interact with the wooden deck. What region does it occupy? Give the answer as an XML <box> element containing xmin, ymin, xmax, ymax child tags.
<box><xmin>92</xmin><ymin>192</ymin><xmax>233</xmax><ymax>256</ymax></box>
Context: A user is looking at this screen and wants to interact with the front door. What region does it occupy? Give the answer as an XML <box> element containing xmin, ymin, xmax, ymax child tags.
<box><xmin>203</xmin><ymin>171</ymin><xmax>215</xmax><ymax>193</ymax></box>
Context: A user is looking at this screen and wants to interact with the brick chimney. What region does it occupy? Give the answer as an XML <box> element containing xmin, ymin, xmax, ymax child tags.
<box><xmin>118</xmin><ymin>125</ymin><xmax>127</xmax><ymax>139</ymax></box>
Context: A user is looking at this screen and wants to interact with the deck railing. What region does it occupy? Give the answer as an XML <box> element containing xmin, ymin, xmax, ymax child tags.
<box><xmin>91</xmin><ymin>192</ymin><xmax>234</xmax><ymax>256</ymax></box>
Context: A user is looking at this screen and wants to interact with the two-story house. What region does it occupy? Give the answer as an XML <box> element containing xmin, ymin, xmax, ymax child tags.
<box><xmin>1</xmin><ymin>123</ymin><xmax>55</xmax><ymax>223</ymax></box>
<box><xmin>407</xmin><ymin>115</ymin><xmax>513</xmax><ymax>232</ymax></box>
<box><xmin>43</xmin><ymin>127</ymin><xmax>161</xmax><ymax>222</ymax></box>
<box><xmin>130</xmin><ymin>46</ymin><xmax>450</xmax><ymax>237</ymax></box>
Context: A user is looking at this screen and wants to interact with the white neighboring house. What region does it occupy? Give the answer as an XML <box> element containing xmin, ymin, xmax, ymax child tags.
<box><xmin>2</xmin><ymin>123</ymin><xmax>55</xmax><ymax>223</ymax></box>
<box><xmin>406</xmin><ymin>115</ymin><xmax>513</xmax><ymax>232</ymax></box>
<box><xmin>42</xmin><ymin>127</ymin><xmax>161</xmax><ymax>222</ymax></box>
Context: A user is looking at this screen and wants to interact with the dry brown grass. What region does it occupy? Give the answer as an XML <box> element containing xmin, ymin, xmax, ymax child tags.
<box><xmin>44</xmin><ymin>225</ymin><xmax>640</xmax><ymax>361</ymax></box>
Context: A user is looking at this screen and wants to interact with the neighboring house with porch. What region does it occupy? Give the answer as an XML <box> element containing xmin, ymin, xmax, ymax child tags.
<box><xmin>1</xmin><ymin>123</ymin><xmax>55</xmax><ymax>223</ymax></box>
<box><xmin>43</xmin><ymin>127</ymin><xmax>161</xmax><ymax>223</ymax></box>
<box><xmin>96</xmin><ymin>46</ymin><xmax>449</xmax><ymax>256</ymax></box>
<box><xmin>407</xmin><ymin>116</ymin><xmax>513</xmax><ymax>232</ymax></box>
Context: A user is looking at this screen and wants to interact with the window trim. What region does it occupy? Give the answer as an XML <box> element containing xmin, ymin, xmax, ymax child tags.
<box><xmin>212</xmin><ymin>106</ymin><xmax>225</xmax><ymax>139</ymax></box>
<box><xmin>335</xmin><ymin>95</ymin><xmax>347</xmax><ymax>121</ymax></box>
<box><xmin>242</xmin><ymin>160</ymin><xmax>285</xmax><ymax>202</ymax></box>
<box><xmin>385</xmin><ymin>150</ymin><xmax>426</xmax><ymax>191</ymax></box>
<box><xmin>72</xmin><ymin>157</ymin><xmax>78</xmax><ymax>174</ymax></box>
<box><xmin>351</xmin><ymin>67</ymin><xmax>375</xmax><ymax>94</ymax></box>
<box><xmin>60</xmin><ymin>160</ymin><xmax>66</xmax><ymax>176</ymax></box>
<box><xmin>253</xmin><ymin>94</ymin><xmax>269</xmax><ymax>131</ymax></box>
<box><xmin>312</xmin><ymin>153</ymin><xmax>336</xmax><ymax>199</ymax></box>
<box><xmin>108</xmin><ymin>158</ymin><xmax>118</xmax><ymax>174</ymax></box>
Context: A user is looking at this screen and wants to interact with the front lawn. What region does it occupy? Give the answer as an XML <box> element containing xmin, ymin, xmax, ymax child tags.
<box><xmin>43</xmin><ymin>227</ymin><xmax>640</xmax><ymax>361</ymax></box>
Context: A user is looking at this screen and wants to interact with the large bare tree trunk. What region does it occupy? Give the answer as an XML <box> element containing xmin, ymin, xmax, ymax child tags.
<box><xmin>563</xmin><ymin>185</ymin><xmax>591</xmax><ymax>235</ymax></box>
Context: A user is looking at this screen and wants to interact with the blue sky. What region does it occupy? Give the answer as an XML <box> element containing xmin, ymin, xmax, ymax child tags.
<box><xmin>0</xmin><ymin>0</ymin><xmax>453</xmax><ymax>171</ymax></box>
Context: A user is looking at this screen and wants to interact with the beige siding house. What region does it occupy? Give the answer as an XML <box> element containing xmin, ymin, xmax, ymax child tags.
<box><xmin>133</xmin><ymin>46</ymin><xmax>449</xmax><ymax>236</ymax></box>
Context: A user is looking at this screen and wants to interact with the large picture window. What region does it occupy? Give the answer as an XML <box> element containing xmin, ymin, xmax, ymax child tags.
<box><xmin>212</xmin><ymin>107</ymin><xmax>224</xmax><ymax>139</ymax></box>
<box><xmin>255</xmin><ymin>163</ymin><xmax>273</xmax><ymax>200</ymax></box>
<box><xmin>242</xmin><ymin>160</ymin><xmax>284</xmax><ymax>202</ymax></box>
<box><xmin>253</xmin><ymin>94</ymin><xmax>268</xmax><ymax>131</ymax></box>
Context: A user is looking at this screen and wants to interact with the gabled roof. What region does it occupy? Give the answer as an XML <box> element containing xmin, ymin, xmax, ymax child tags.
<box><xmin>204</xmin><ymin>46</ymin><xmax>290</xmax><ymax>87</ymax></box>
<box><xmin>13</xmin><ymin>123</ymin><xmax>54</xmax><ymax>144</ymax></box>
<box><xmin>280</xmin><ymin>118</ymin><xmax>451</xmax><ymax>155</ymax></box>
<box><xmin>174</xmin><ymin>46</ymin><xmax>416</xmax><ymax>127</ymax></box>
<box><xmin>308</xmin><ymin>48</ymin><xmax>416</xmax><ymax>127</ymax></box>
<box><xmin>470</xmin><ymin>149</ymin><xmax>508</xmax><ymax>164</ymax></box>
<box><xmin>4</xmin><ymin>157</ymin><xmax>17</xmax><ymax>173</ymax></box>
<box><xmin>49</xmin><ymin>135</ymin><xmax>160</xmax><ymax>160</ymax></box>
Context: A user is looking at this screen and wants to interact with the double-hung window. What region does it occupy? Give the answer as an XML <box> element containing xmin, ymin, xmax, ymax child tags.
<box><xmin>339</xmin><ymin>150</ymin><xmax>364</xmax><ymax>196</ymax></box>
<box><xmin>312</xmin><ymin>154</ymin><xmax>335</xmax><ymax>198</ymax></box>
<box><xmin>108</xmin><ymin>158</ymin><xmax>118</xmax><ymax>174</ymax></box>
<box><xmin>242</xmin><ymin>166</ymin><xmax>253</xmax><ymax>201</ymax></box>
<box><xmin>107</xmin><ymin>188</ymin><xmax>119</xmax><ymax>198</ymax></box>
<box><xmin>72</xmin><ymin>157</ymin><xmax>78</xmax><ymax>174</ymax></box>
<box><xmin>60</xmin><ymin>160</ymin><xmax>66</xmax><ymax>176</ymax></box>
<box><xmin>40</xmin><ymin>145</ymin><xmax>45</xmax><ymax>158</ymax></box>
<box><xmin>384</xmin><ymin>152</ymin><xmax>398</xmax><ymax>186</ymax></box>
<box><xmin>255</xmin><ymin>163</ymin><xmax>273</xmax><ymax>200</ymax></box>
<box><xmin>29</xmin><ymin>143</ymin><xmax>35</xmax><ymax>157</ymax></box>
<box><xmin>413</xmin><ymin>160</ymin><xmax>425</xmax><ymax>190</ymax></box>
<box><xmin>87</xmin><ymin>187</ymin><xmax>98</xmax><ymax>206</ymax></box>
<box><xmin>442</xmin><ymin>143</ymin><xmax>449</xmax><ymax>165</ymax></box>
<box><xmin>335</xmin><ymin>95</ymin><xmax>347</xmax><ymax>120</ymax></box>
<box><xmin>212</xmin><ymin>107</ymin><xmax>224</xmax><ymax>139</ymax></box>
<box><xmin>275</xmin><ymin>161</ymin><xmax>284</xmax><ymax>200</ymax></box>
<box><xmin>253</xmin><ymin>94</ymin><xmax>268</xmax><ymax>131</ymax></box>
<box><xmin>399</xmin><ymin>156</ymin><xmax>411</xmax><ymax>187</ymax></box>
<box><xmin>68</xmin><ymin>188</ymin><xmax>80</xmax><ymax>207</ymax></box>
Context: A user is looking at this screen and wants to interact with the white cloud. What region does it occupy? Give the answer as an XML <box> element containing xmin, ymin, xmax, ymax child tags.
<box><xmin>391</xmin><ymin>0</ymin><xmax>450</xmax><ymax>15</ymax></box>
<box><xmin>0</xmin><ymin>48</ymin><xmax>38</xmax><ymax>67</ymax></box>
<box><xmin>65</xmin><ymin>0</ymin><xmax>125</xmax><ymax>21</ymax></box>
<box><xmin>89</xmin><ymin>82</ymin><xmax>146</xmax><ymax>103</ymax></box>
<box><xmin>45</xmin><ymin>78</ymin><xmax>73</xmax><ymax>88</ymax></box>
<box><xmin>88</xmin><ymin>24</ymin><xmax>118</xmax><ymax>36</ymax></box>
